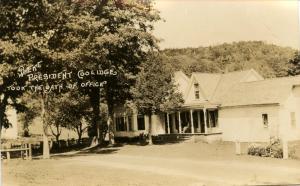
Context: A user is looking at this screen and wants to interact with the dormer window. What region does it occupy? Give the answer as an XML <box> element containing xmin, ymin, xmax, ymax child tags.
<box><xmin>194</xmin><ymin>83</ymin><xmax>200</xmax><ymax>99</ymax></box>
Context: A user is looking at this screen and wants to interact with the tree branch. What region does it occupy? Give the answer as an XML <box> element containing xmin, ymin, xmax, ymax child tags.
<box><xmin>49</xmin><ymin>125</ymin><xmax>56</xmax><ymax>136</ymax></box>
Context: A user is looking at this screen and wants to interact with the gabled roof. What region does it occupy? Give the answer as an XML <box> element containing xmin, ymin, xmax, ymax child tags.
<box><xmin>211</xmin><ymin>69</ymin><xmax>263</xmax><ymax>103</ymax></box>
<box><xmin>175</xmin><ymin>69</ymin><xmax>300</xmax><ymax>108</ymax></box>
<box><xmin>191</xmin><ymin>73</ymin><xmax>221</xmax><ymax>100</ymax></box>
<box><xmin>186</xmin><ymin>69</ymin><xmax>263</xmax><ymax>102</ymax></box>
<box><xmin>221</xmin><ymin>75</ymin><xmax>300</xmax><ymax>107</ymax></box>
<box><xmin>174</xmin><ymin>71</ymin><xmax>190</xmax><ymax>98</ymax></box>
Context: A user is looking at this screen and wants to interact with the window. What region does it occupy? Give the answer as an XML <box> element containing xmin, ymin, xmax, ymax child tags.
<box><xmin>209</xmin><ymin>110</ymin><xmax>218</xmax><ymax>128</ymax></box>
<box><xmin>262</xmin><ymin>114</ymin><xmax>268</xmax><ymax>127</ymax></box>
<box><xmin>195</xmin><ymin>91</ymin><xmax>200</xmax><ymax>99</ymax></box>
<box><xmin>137</xmin><ymin>115</ymin><xmax>145</xmax><ymax>130</ymax></box>
<box><xmin>291</xmin><ymin>112</ymin><xmax>296</xmax><ymax>128</ymax></box>
<box><xmin>194</xmin><ymin>83</ymin><xmax>200</xmax><ymax>99</ymax></box>
<box><xmin>116</xmin><ymin>117</ymin><xmax>126</xmax><ymax>131</ymax></box>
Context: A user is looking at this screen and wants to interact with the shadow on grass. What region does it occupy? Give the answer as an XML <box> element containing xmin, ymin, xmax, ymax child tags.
<box><xmin>29</xmin><ymin>135</ymin><xmax>195</xmax><ymax>160</ymax></box>
<box><xmin>114</xmin><ymin>134</ymin><xmax>193</xmax><ymax>147</ymax></box>
<box><xmin>46</xmin><ymin>143</ymin><xmax>125</xmax><ymax>159</ymax></box>
<box><xmin>151</xmin><ymin>135</ymin><xmax>193</xmax><ymax>145</ymax></box>
<box><xmin>49</xmin><ymin>139</ymin><xmax>187</xmax><ymax>159</ymax></box>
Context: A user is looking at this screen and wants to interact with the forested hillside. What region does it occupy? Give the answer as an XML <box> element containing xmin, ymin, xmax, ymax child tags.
<box><xmin>162</xmin><ymin>41</ymin><xmax>297</xmax><ymax>78</ymax></box>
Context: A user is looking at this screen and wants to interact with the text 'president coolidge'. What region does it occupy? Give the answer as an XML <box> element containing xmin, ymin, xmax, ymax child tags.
<box><xmin>27</xmin><ymin>71</ymin><xmax>73</xmax><ymax>82</ymax></box>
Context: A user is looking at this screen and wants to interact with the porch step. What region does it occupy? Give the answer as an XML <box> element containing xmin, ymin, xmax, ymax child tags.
<box><xmin>152</xmin><ymin>134</ymin><xmax>193</xmax><ymax>144</ymax></box>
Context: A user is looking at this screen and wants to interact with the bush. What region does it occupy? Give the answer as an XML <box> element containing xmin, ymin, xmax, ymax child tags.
<box><xmin>248</xmin><ymin>143</ymin><xmax>266</xmax><ymax>156</ymax></box>
<box><xmin>265</xmin><ymin>138</ymin><xmax>283</xmax><ymax>158</ymax></box>
<box><xmin>248</xmin><ymin>138</ymin><xmax>283</xmax><ymax>158</ymax></box>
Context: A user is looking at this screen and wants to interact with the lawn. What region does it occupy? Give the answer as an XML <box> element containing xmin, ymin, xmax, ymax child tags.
<box><xmin>2</xmin><ymin>141</ymin><xmax>300</xmax><ymax>186</ymax></box>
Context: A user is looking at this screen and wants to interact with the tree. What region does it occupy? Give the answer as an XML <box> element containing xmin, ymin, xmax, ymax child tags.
<box><xmin>49</xmin><ymin>92</ymin><xmax>92</xmax><ymax>145</ymax></box>
<box><xmin>288</xmin><ymin>51</ymin><xmax>300</xmax><ymax>76</ymax></box>
<box><xmin>131</xmin><ymin>54</ymin><xmax>184</xmax><ymax>144</ymax></box>
<box><xmin>1</xmin><ymin>0</ymin><xmax>161</xmax><ymax>153</ymax></box>
<box><xmin>0</xmin><ymin>0</ymin><xmax>72</xmax><ymax>158</ymax></box>
<box><xmin>0</xmin><ymin>41</ymin><xmax>26</xmax><ymax>137</ymax></box>
<box><xmin>162</xmin><ymin>41</ymin><xmax>296</xmax><ymax>78</ymax></box>
<box><xmin>55</xmin><ymin>0</ymin><xmax>160</xmax><ymax>144</ymax></box>
<box><xmin>18</xmin><ymin>93</ymin><xmax>41</xmax><ymax>137</ymax></box>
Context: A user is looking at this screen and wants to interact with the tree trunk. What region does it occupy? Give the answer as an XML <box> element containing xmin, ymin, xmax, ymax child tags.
<box><xmin>56</xmin><ymin>124</ymin><xmax>61</xmax><ymax>148</ymax></box>
<box><xmin>148</xmin><ymin>113</ymin><xmax>153</xmax><ymax>145</ymax></box>
<box><xmin>78</xmin><ymin>132</ymin><xmax>82</xmax><ymax>145</ymax></box>
<box><xmin>49</xmin><ymin>124</ymin><xmax>61</xmax><ymax>148</ymax></box>
<box><xmin>41</xmin><ymin>94</ymin><xmax>50</xmax><ymax>159</ymax></box>
<box><xmin>55</xmin><ymin>135</ymin><xmax>60</xmax><ymax>148</ymax></box>
<box><xmin>89</xmin><ymin>88</ymin><xmax>102</xmax><ymax>145</ymax></box>
<box><xmin>0</xmin><ymin>108</ymin><xmax>4</xmax><ymax>139</ymax></box>
<box><xmin>0</xmin><ymin>93</ymin><xmax>9</xmax><ymax>138</ymax></box>
<box><xmin>76</xmin><ymin>125</ymin><xmax>82</xmax><ymax>145</ymax></box>
<box><xmin>107</xmin><ymin>103</ymin><xmax>115</xmax><ymax>145</ymax></box>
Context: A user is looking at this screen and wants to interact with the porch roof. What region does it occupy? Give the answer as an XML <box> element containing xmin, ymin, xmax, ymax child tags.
<box><xmin>173</xmin><ymin>102</ymin><xmax>219</xmax><ymax>111</ymax></box>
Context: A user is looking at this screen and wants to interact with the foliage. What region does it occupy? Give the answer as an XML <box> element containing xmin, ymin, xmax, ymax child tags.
<box><xmin>0</xmin><ymin>0</ymin><xmax>69</xmax><ymax>134</ymax></box>
<box><xmin>0</xmin><ymin>0</ymin><xmax>161</xmax><ymax>145</ymax></box>
<box><xmin>131</xmin><ymin>53</ymin><xmax>184</xmax><ymax>115</ymax></box>
<box><xmin>49</xmin><ymin>0</ymin><xmax>161</xmax><ymax>142</ymax></box>
<box><xmin>18</xmin><ymin>93</ymin><xmax>41</xmax><ymax>137</ymax></box>
<box><xmin>248</xmin><ymin>138</ymin><xmax>283</xmax><ymax>158</ymax></box>
<box><xmin>46</xmin><ymin>92</ymin><xmax>92</xmax><ymax>144</ymax></box>
<box><xmin>87</xmin><ymin>103</ymin><xmax>108</xmax><ymax>138</ymax></box>
<box><xmin>162</xmin><ymin>41</ymin><xmax>296</xmax><ymax>78</ymax></box>
<box><xmin>288</xmin><ymin>51</ymin><xmax>300</xmax><ymax>76</ymax></box>
<box><xmin>131</xmin><ymin>53</ymin><xmax>183</xmax><ymax>144</ymax></box>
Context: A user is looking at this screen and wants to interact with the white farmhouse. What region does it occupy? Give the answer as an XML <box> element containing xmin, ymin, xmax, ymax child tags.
<box><xmin>113</xmin><ymin>69</ymin><xmax>300</xmax><ymax>143</ymax></box>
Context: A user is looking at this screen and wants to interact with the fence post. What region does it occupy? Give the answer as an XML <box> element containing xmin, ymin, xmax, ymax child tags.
<box><xmin>6</xmin><ymin>151</ymin><xmax>10</xmax><ymax>160</ymax></box>
<box><xmin>24</xmin><ymin>144</ymin><xmax>28</xmax><ymax>160</ymax></box>
<box><xmin>29</xmin><ymin>143</ymin><xmax>32</xmax><ymax>160</ymax></box>
<box><xmin>20</xmin><ymin>143</ymin><xmax>23</xmax><ymax>159</ymax></box>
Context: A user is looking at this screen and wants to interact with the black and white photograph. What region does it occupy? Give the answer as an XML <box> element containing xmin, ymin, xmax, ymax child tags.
<box><xmin>1</xmin><ymin>0</ymin><xmax>300</xmax><ymax>185</ymax></box>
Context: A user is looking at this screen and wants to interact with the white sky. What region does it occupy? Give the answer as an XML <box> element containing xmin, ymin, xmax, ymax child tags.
<box><xmin>153</xmin><ymin>0</ymin><xmax>300</xmax><ymax>49</ymax></box>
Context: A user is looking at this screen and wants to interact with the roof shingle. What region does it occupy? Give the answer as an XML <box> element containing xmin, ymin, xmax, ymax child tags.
<box><xmin>220</xmin><ymin>76</ymin><xmax>300</xmax><ymax>107</ymax></box>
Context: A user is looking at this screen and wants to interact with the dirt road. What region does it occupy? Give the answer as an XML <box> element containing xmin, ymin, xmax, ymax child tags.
<box><xmin>2</xmin><ymin>143</ymin><xmax>300</xmax><ymax>186</ymax></box>
<box><xmin>66</xmin><ymin>153</ymin><xmax>300</xmax><ymax>186</ymax></box>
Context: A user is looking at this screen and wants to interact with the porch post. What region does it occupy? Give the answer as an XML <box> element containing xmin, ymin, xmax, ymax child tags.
<box><xmin>203</xmin><ymin>108</ymin><xmax>208</xmax><ymax>134</ymax></box>
<box><xmin>178</xmin><ymin>111</ymin><xmax>182</xmax><ymax>134</ymax></box>
<box><xmin>126</xmin><ymin>115</ymin><xmax>130</xmax><ymax>131</ymax></box>
<box><xmin>190</xmin><ymin>109</ymin><xmax>194</xmax><ymax>134</ymax></box>
<box><xmin>124</xmin><ymin>114</ymin><xmax>129</xmax><ymax>131</ymax></box>
<box><xmin>197</xmin><ymin>111</ymin><xmax>201</xmax><ymax>133</ymax></box>
<box><xmin>167</xmin><ymin>113</ymin><xmax>170</xmax><ymax>134</ymax></box>
<box><xmin>113</xmin><ymin>113</ymin><xmax>117</xmax><ymax>131</ymax></box>
<box><xmin>133</xmin><ymin>113</ymin><xmax>138</xmax><ymax>131</ymax></box>
<box><xmin>171</xmin><ymin>113</ymin><xmax>176</xmax><ymax>133</ymax></box>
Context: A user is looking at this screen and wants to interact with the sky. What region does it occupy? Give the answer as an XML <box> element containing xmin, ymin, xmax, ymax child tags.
<box><xmin>153</xmin><ymin>0</ymin><xmax>300</xmax><ymax>49</ymax></box>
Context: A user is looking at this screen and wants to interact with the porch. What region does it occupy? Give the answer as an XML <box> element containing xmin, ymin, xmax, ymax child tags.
<box><xmin>164</xmin><ymin>108</ymin><xmax>220</xmax><ymax>135</ymax></box>
<box><xmin>154</xmin><ymin>132</ymin><xmax>223</xmax><ymax>144</ymax></box>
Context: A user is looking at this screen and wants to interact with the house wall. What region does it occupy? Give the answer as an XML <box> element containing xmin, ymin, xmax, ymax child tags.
<box><xmin>185</xmin><ymin>82</ymin><xmax>206</xmax><ymax>104</ymax></box>
<box><xmin>152</xmin><ymin>114</ymin><xmax>166</xmax><ymax>135</ymax></box>
<box><xmin>240</xmin><ymin>70</ymin><xmax>264</xmax><ymax>82</ymax></box>
<box><xmin>219</xmin><ymin>104</ymin><xmax>280</xmax><ymax>142</ymax></box>
<box><xmin>27</xmin><ymin>116</ymin><xmax>88</xmax><ymax>140</ymax></box>
<box><xmin>1</xmin><ymin>107</ymin><xmax>88</xmax><ymax>140</ymax></box>
<box><xmin>1</xmin><ymin>107</ymin><xmax>18</xmax><ymax>139</ymax></box>
<box><xmin>113</xmin><ymin>105</ymin><xmax>166</xmax><ymax>138</ymax></box>
<box><xmin>278</xmin><ymin>90</ymin><xmax>300</xmax><ymax>141</ymax></box>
